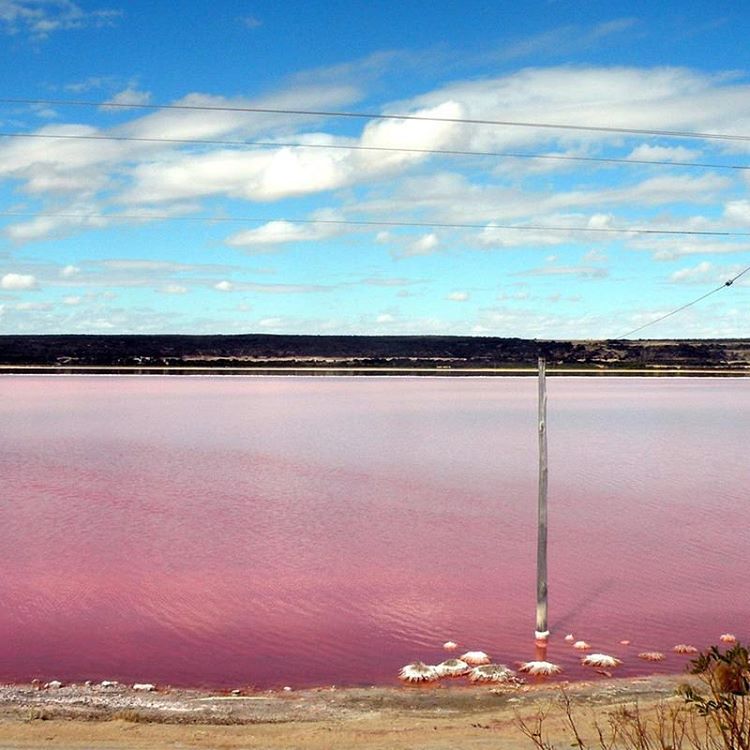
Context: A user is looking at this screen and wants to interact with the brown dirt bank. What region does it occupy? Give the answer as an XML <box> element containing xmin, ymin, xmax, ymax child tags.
<box><xmin>0</xmin><ymin>674</ymin><xmax>696</xmax><ymax>749</ymax></box>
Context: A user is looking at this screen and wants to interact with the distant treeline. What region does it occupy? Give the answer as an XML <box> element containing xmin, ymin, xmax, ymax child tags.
<box><xmin>1</xmin><ymin>334</ymin><xmax>749</xmax><ymax>369</ymax></box>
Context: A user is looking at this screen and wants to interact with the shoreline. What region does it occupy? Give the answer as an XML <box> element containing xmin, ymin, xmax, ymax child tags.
<box><xmin>0</xmin><ymin>673</ymin><xmax>695</xmax><ymax>749</ymax></box>
<box><xmin>1</xmin><ymin>364</ymin><xmax>749</xmax><ymax>376</ymax></box>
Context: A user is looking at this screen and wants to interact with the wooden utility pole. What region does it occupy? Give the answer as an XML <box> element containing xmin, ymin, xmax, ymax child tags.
<box><xmin>535</xmin><ymin>356</ymin><xmax>549</xmax><ymax>641</ymax></box>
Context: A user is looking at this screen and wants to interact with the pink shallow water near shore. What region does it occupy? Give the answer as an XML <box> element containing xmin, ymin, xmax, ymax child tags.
<box><xmin>0</xmin><ymin>375</ymin><xmax>747</xmax><ymax>688</ymax></box>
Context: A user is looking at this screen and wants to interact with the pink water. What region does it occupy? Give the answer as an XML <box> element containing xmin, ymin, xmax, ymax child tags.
<box><xmin>0</xmin><ymin>376</ymin><xmax>747</xmax><ymax>688</ymax></box>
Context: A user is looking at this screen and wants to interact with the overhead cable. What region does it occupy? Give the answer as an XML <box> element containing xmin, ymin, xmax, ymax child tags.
<box><xmin>2</xmin><ymin>97</ymin><xmax>750</xmax><ymax>143</ymax></box>
<box><xmin>1</xmin><ymin>130</ymin><xmax>748</xmax><ymax>172</ymax></box>
<box><xmin>616</xmin><ymin>265</ymin><xmax>750</xmax><ymax>338</ymax></box>
<box><xmin>2</xmin><ymin>210</ymin><xmax>750</xmax><ymax>239</ymax></box>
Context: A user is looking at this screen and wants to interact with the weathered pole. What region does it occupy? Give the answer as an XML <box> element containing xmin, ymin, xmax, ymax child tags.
<box><xmin>535</xmin><ymin>356</ymin><xmax>549</xmax><ymax>641</ymax></box>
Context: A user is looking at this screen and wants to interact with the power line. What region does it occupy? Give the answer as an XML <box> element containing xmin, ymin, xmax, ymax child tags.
<box><xmin>2</xmin><ymin>130</ymin><xmax>748</xmax><ymax>172</ymax></box>
<box><xmin>2</xmin><ymin>209</ymin><xmax>750</xmax><ymax>238</ymax></box>
<box><xmin>616</xmin><ymin>265</ymin><xmax>750</xmax><ymax>339</ymax></box>
<box><xmin>2</xmin><ymin>96</ymin><xmax>750</xmax><ymax>143</ymax></box>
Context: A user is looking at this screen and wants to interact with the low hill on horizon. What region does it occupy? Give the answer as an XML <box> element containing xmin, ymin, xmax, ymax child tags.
<box><xmin>1</xmin><ymin>334</ymin><xmax>749</xmax><ymax>370</ymax></box>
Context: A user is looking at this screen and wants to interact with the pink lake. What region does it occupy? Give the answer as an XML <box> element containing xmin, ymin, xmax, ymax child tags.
<box><xmin>0</xmin><ymin>375</ymin><xmax>747</xmax><ymax>688</ymax></box>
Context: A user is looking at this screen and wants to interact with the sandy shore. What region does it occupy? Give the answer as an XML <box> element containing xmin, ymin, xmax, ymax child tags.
<box><xmin>0</xmin><ymin>674</ymin><xmax>695</xmax><ymax>749</ymax></box>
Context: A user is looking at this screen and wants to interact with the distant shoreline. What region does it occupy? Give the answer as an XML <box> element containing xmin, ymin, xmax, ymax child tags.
<box><xmin>1</xmin><ymin>364</ymin><xmax>748</xmax><ymax>376</ymax></box>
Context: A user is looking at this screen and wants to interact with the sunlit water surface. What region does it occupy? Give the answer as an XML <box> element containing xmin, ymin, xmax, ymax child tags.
<box><xmin>0</xmin><ymin>376</ymin><xmax>747</xmax><ymax>688</ymax></box>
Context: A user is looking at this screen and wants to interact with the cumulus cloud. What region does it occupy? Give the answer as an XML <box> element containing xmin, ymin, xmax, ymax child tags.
<box><xmin>3</xmin><ymin>64</ymin><xmax>750</xmax><ymax>251</ymax></box>
<box><xmin>214</xmin><ymin>280</ymin><xmax>234</xmax><ymax>292</ymax></box>
<box><xmin>120</xmin><ymin>100</ymin><xmax>463</xmax><ymax>206</ymax></box>
<box><xmin>407</xmin><ymin>66</ymin><xmax>750</xmax><ymax>152</ymax></box>
<box><xmin>447</xmin><ymin>290</ymin><xmax>470</xmax><ymax>301</ymax></box>
<box><xmin>1</xmin><ymin>272</ymin><xmax>37</xmax><ymax>289</ymax></box>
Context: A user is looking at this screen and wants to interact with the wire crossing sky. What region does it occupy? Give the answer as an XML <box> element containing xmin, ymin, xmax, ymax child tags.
<box><xmin>0</xmin><ymin>0</ymin><xmax>749</xmax><ymax>338</ymax></box>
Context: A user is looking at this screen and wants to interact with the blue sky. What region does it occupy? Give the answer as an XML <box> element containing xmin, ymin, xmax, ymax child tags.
<box><xmin>1</xmin><ymin>0</ymin><xmax>749</xmax><ymax>337</ymax></box>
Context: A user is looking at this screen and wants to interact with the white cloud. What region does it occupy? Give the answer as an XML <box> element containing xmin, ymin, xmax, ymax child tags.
<box><xmin>0</xmin><ymin>0</ymin><xmax>121</xmax><ymax>39</ymax></box>
<box><xmin>497</xmin><ymin>289</ymin><xmax>530</xmax><ymax>301</ymax></box>
<box><xmin>496</xmin><ymin>18</ymin><xmax>637</xmax><ymax>61</ymax></box>
<box><xmin>5</xmin><ymin>208</ymin><xmax>108</xmax><ymax>243</ymax></box>
<box><xmin>64</xmin><ymin>75</ymin><xmax>117</xmax><ymax>93</ymax></box>
<box><xmin>62</xmin><ymin>295</ymin><xmax>81</xmax><ymax>305</ymax></box>
<box><xmin>357</xmin><ymin>101</ymin><xmax>463</xmax><ymax>168</ymax></box>
<box><xmin>101</xmin><ymin>87</ymin><xmax>152</xmax><ymax>110</ymax></box>
<box><xmin>407</xmin><ymin>66</ymin><xmax>750</xmax><ymax>153</ymax></box>
<box><xmin>60</xmin><ymin>264</ymin><xmax>80</xmax><ymax>277</ymax></box>
<box><xmin>626</xmin><ymin>234</ymin><xmax>750</xmax><ymax>260</ymax></box>
<box><xmin>522</xmin><ymin>265</ymin><xmax>609</xmax><ymax>279</ymax></box>
<box><xmin>376</xmin><ymin>313</ymin><xmax>395</xmax><ymax>323</ymax></box>
<box><xmin>1</xmin><ymin>272</ymin><xmax>37</xmax><ymax>289</ymax></box>
<box><xmin>4</xmin><ymin>65</ymin><xmax>750</xmax><ymax>251</ymax></box>
<box><xmin>121</xmin><ymin>100</ymin><xmax>463</xmax><ymax>206</ymax></box>
<box><xmin>447</xmin><ymin>291</ymin><xmax>470</xmax><ymax>301</ymax></box>
<box><xmin>15</xmin><ymin>300</ymin><xmax>51</xmax><ymax>310</ymax></box>
<box><xmin>225</xmin><ymin>220</ymin><xmax>334</xmax><ymax>248</ymax></box>
<box><xmin>477</xmin><ymin>223</ymin><xmax>564</xmax><ymax>248</ymax></box>
<box><xmin>627</xmin><ymin>144</ymin><xmax>700</xmax><ymax>163</ymax></box>
<box><xmin>583</xmin><ymin>248</ymin><xmax>608</xmax><ymax>262</ymax></box>
<box><xmin>670</xmin><ymin>261</ymin><xmax>715</xmax><ymax>283</ymax></box>
<box><xmin>239</xmin><ymin>14</ymin><xmax>262</xmax><ymax>29</ymax></box>
<box><xmin>398</xmin><ymin>232</ymin><xmax>439</xmax><ymax>258</ymax></box>
<box><xmin>587</xmin><ymin>213</ymin><xmax>613</xmax><ymax>229</ymax></box>
<box><xmin>359</xmin><ymin>276</ymin><xmax>421</xmax><ymax>287</ymax></box>
<box><xmin>3</xmin><ymin>59</ymin><xmax>750</xmax><ymax>345</ymax></box>
<box><xmin>724</xmin><ymin>200</ymin><xmax>750</xmax><ymax>225</ymax></box>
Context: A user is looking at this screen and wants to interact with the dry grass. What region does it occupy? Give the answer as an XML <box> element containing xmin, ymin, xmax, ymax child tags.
<box><xmin>516</xmin><ymin>643</ymin><xmax>750</xmax><ymax>750</ymax></box>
